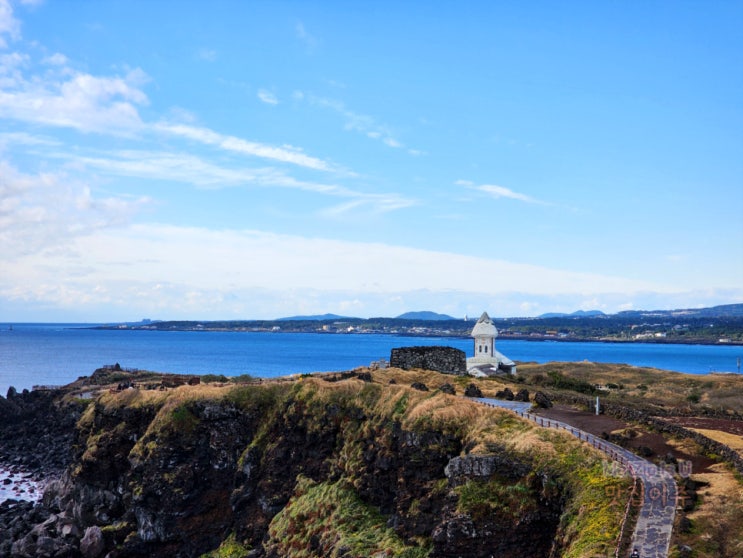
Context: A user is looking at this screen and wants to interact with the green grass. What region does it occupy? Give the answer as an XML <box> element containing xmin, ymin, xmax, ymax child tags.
<box><xmin>456</xmin><ymin>477</ymin><xmax>538</xmax><ymax>520</ymax></box>
<box><xmin>199</xmin><ymin>533</ymin><xmax>251</xmax><ymax>558</ymax></box>
<box><xmin>267</xmin><ymin>476</ymin><xmax>430</xmax><ymax>558</ymax></box>
<box><xmin>171</xmin><ymin>404</ymin><xmax>199</xmax><ymax>434</ymax></box>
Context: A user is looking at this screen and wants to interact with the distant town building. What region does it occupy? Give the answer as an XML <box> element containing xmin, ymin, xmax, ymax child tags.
<box><xmin>466</xmin><ymin>311</ymin><xmax>516</xmax><ymax>376</ymax></box>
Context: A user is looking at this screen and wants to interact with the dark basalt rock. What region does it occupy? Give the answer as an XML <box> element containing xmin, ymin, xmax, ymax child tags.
<box><xmin>438</xmin><ymin>383</ymin><xmax>456</xmax><ymax>395</ymax></box>
<box><xmin>495</xmin><ymin>387</ymin><xmax>515</xmax><ymax>401</ymax></box>
<box><xmin>464</xmin><ymin>384</ymin><xmax>483</xmax><ymax>398</ymax></box>
<box><xmin>390</xmin><ymin>346</ymin><xmax>467</xmax><ymax>375</ymax></box>
<box><xmin>534</xmin><ymin>391</ymin><xmax>553</xmax><ymax>408</ymax></box>
<box><xmin>410</xmin><ymin>382</ymin><xmax>429</xmax><ymax>392</ymax></box>
<box><xmin>514</xmin><ymin>388</ymin><xmax>530</xmax><ymax>402</ymax></box>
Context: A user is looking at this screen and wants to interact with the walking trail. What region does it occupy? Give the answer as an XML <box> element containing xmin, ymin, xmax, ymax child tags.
<box><xmin>473</xmin><ymin>398</ymin><xmax>677</xmax><ymax>558</ymax></box>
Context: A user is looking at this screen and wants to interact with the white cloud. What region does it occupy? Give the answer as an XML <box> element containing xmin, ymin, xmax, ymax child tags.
<box><xmin>295</xmin><ymin>21</ymin><xmax>317</xmax><ymax>50</ymax></box>
<box><xmin>62</xmin><ymin>150</ymin><xmax>260</xmax><ymax>187</ymax></box>
<box><xmin>196</xmin><ymin>48</ymin><xmax>217</xmax><ymax>62</ymax></box>
<box><xmin>0</xmin><ymin>0</ymin><xmax>20</xmax><ymax>48</ymax></box>
<box><xmin>2</xmin><ymin>221</ymin><xmax>705</xmax><ymax>320</ymax></box>
<box><xmin>0</xmin><ymin>160</ymin><xmax>150</xmax><ymax>258</ymax></box>
<box><xmin>457</xmin><ymin>180</ymin><xmax>546</xmax><ymax>205</ymax></box>
<box><xmin>299</xmin><ymin>92</ymin><xmax>418</xmax><ymax>153</ymax></box>
<box><xmin>47</xmin><ymin>148</ymin><xmax>415</xmax><ymax>213</ymax></box>
<box><xmin>0</xmin><ymin>60</ymin><xmax>149</xmax><ymax>132</ymax></box>
<box><xmin>41</xmin><ymin>52</ymin><xmax>67</xmax><ymax>65</ymax></box>
<box><xmin>5</xmin><ymin>222</ymin><xmax>669</xmax><ymax>294</ymax></box>
<box><xmin>0</xmin><ymin>130</ymin><xmax>58</xmax><ymax>148</ymax></box>
<box><xmin>257</xmin><ymin>89</ymin><xmax>278</xmax><ymax>105</ymax></box>
<box><xmin>0</xmin><ymin>47</ymin><xmax>335</xmax><ymax>173</ymax></box>
<box><xmin>154</xmin><ymin>122</ymin><xmax>333</xmax><ymax>171</ymax></box>
<box><xmin>0</xmin><ymin>51</ymin><xmax>28</xmax><ymax>87</ymax></box>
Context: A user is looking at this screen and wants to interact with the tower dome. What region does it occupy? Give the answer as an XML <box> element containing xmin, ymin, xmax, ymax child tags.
<box><xmin>471</xmin><ymin>311</ymin><xmax>498</xmax><ymax>338</ymax></box>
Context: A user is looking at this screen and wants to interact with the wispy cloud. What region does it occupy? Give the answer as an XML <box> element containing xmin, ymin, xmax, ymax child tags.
<box><xmin>0</xmin><ymin>131</ymin><xmax>59</xmax><ymax>147</ymax></box>
<box><xmin>41</xmin><ymin>52</ymin><xmax>67</xmax><ymax>66</ymax></box>
<box><xmin>457</xmin><ymin>180</ymin><xmax>547</xmax><ymax>205</ymax></box>
<box><xmin>0</xmin><ymin>45</ymin><xmax>337</xmax><ymax>172</ymax></box>
<box><xmin>48</xmin><ymin>148</ymin><xmax>415</xmax><ymax>214</ymax></box>
<box><xmin>319</xmin><ymin>191</ymin><xmax>416</xmax><ymax>216</ymax></box>
<box><xmin>153</xmin><ymin>122</ymin><xmax>332</xmax><ymax>171</ymax></box>
<box><xmin>295</xmin><ymin>21</ymin><xmax>317</xmax><ymax>50</ymax></box>
<box><xmin>196</xmin><ymin>48</ymin><xmax>217</xmax><ymax>62</ymax></box>
<box><xmin>298</xmin><ymin>92</ymin><xmax>422</xmax><ymax>155</ymax></box>
<box><xmin>0</xmin><ymin>0</ymin><xmax>21</xmax><ymax>48</ymax></box>
<box><xmin>257</xmin><ymin>88</ymin><xmax>278</xmax><ymax>105</ymax></box>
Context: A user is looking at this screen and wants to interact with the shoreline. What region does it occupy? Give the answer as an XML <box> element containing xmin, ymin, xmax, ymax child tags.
<box><xmin>86</xmin><ymin>326</ymin><xmax>743</xmax><ymax>346</ymax></box>
<box><xmin>0</xmin><ymin>464</ymin><xmax>46</xmax><ymax>504</ymax></box>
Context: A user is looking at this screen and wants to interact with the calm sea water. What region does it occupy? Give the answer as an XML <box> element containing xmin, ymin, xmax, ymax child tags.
<box><xmin>0</xmin><ymin>323</ymin><xmax>741</xmax><ymax>395</ymax></box>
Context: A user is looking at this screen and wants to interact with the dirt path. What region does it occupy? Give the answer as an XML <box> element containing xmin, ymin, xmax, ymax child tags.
<box><xmin>540</xmin><ymin>404</ymin><xmax>717</xmax><ymax>474</ymax></box>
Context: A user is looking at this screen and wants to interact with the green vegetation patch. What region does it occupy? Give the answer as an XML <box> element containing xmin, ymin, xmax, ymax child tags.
<box><xmin>171</xmin><ymin>404</ymin><xmax>200</xmax><ymax>434</ymax></box>
<box><xmin>224</xmin><ymin>382</ymin><xmax>284</xmax><ymax>413</ymax></box>
<box><xmin>266</xmin><ymin>476</ymin><xmax>430</xmax><ymax>558</ymax></box>
<box><xmin>456</xmin><ymin>477</ymin><xmax>538</xmax><ymax>520</ymax></box>
<box><xmin>547</xmin><ymin>371</ymin><xmax>596</xmax><ymax>395</ymax></box>
<box><xmin>200</xmin><ymin>533</ymin><xmax>251</xmax><ymax>558</ymax></box>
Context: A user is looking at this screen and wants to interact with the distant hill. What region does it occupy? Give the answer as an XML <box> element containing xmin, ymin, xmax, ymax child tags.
<box><xmin>276</xmin><ymin>313</ymin><xmax>358</xmax><ymax>321</ymax></box>
<box><xmin>538</xmin><ymin>310</ymin><xmax>606</xmax><ymax>319</ymax></box>
<box><xmin>617</xmin><ymin>303</ymin><xmax>743</xmax><ymax>319</ymax></box>
<box><xmin>395</xmin><ymin>311</ymin><xmax>457</xmax><ymax>321</ymax></box>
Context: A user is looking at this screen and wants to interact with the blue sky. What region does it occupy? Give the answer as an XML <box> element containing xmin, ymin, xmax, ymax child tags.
<box><xmin>1</xmin><ymin>0</ymin><xmax>741</xmax><ymax>321</ymax></box>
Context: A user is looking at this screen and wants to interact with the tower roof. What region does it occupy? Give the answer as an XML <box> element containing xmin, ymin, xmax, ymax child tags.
<box><xmin>471</xmin><ymin>311</ymin><xmax>498</xmax><ymax>338</ymax></box>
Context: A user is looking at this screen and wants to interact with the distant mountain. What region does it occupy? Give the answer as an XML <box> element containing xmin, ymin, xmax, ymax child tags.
<box><xmin>616</xmin><ymin>303</ymin><xmax>743</xmax><ymax>319</ymax></box>
<box><xmin>395</xmin><ymin>311</ymin><xmax>457</xmax><ymax>321</ymax></box>
<box><xmin>277</xmin><ymin>313</ymin><xmax>358</xmax><ymax>321</ymax></box>
<box><xmin>538</xmin><ymin>310</ymin><xmax>606</xmax><ymax>319</ymax></box>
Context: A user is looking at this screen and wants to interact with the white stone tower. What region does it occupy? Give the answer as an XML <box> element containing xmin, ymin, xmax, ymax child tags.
<box><xmin>472</xmin><ymin>311</ymin><xmax>497</xmax><ymax>359</ymax></box>
<box><xmin>466</xmin><ymin>311</ymin><xmax>516</xmax><ymax>375</ymax></box>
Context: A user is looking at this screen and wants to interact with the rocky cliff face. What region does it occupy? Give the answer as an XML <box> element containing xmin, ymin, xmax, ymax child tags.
<box><xmin>0</xmin><ymin>371</ymin><xmax>627</xmax><ymax>558</ymax></box>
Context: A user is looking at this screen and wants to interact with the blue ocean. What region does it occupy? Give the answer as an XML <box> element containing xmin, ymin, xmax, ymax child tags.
<box><xmin>0</xmin><ymin>323</ymin><xmax>741</xmax><ymax>395</ymax></box>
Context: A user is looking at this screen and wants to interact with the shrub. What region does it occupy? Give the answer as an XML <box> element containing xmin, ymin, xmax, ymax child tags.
<box><xmin>547</xmin><ymin>371</ymin><xmax>596</xmax><ymax>395</ymax></box>
<box><xmin>229</xmin><ymin>374</ymin><xmax>254</xmax><ymax>384</ymax></box>
<box><xmin>201</xmin><ymin>374</ymin><xmax>229</xmax><ymax>383</ymax></box>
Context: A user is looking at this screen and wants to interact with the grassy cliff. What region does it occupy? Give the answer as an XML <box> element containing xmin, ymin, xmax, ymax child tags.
<box><xmin>50</xmin><ymin>368</ymin><xmax>633</xmax><ymax>557</ymax></box>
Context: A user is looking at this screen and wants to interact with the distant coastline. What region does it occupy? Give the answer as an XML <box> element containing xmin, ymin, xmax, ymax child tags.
<box><xmin>87</xmin><ymin>325</ymin><xmax>743</xmax><ymax>346</ymax></box>
<box><xmin>89</xmin><ymin>320</ymin><xmax>743</xmax><ymax>347</ymax></box>
<box><xmin>88</xmin><ymin>324</ymin><xmax>743</xmax><ymax>346</ymax></box>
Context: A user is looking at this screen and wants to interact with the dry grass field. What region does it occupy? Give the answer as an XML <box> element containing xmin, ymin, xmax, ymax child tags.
<box><xmin>515</xmin><ymin>361</ymin><xmax>743</xmax><ymax>414</ymax></box>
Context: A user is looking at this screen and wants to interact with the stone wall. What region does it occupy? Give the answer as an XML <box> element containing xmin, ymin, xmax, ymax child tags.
<box><xmin>389</xmin><ymin>346</ymin><xmax>467</xmax><ymax>375</ymax></box>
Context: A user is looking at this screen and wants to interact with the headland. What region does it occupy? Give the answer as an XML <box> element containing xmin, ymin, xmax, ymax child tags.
<box><xmin>0</xmin><ymin>360</ymin><xmax>741</xmax><ymax>557</ymax></box>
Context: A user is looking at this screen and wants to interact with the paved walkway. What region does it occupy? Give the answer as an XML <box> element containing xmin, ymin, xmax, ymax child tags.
<box><xmin>473</xmin><ymin>398</ymin><xmax>676</xmax><ymax>558</ymax></box>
